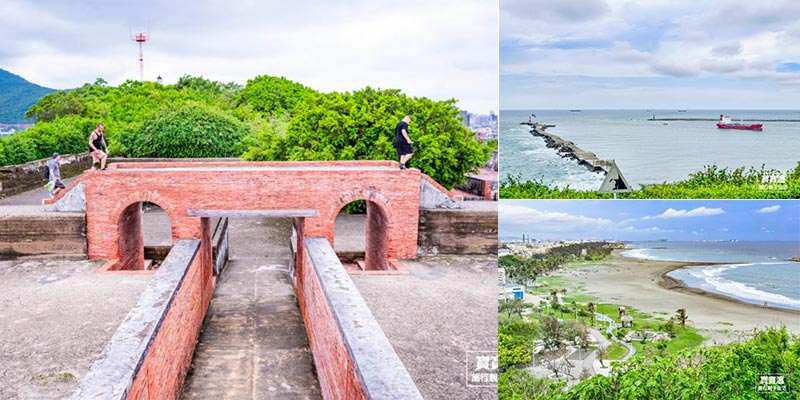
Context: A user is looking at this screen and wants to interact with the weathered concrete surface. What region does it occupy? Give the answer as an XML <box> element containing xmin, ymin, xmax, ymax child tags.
<box><xmin>43</xmin><ymin>181</ymin><xmax>86</xmax><ymax>212</ymax></box>
<box><xmin>142</xmin><ymin>204</ymin><xmax>172</xmax><ymax>246</ymax></box>
<box><xmin>420</xmin><ymin>176</ymin><xmax>462</xmax><ymax>209</ymax></box>
<box><xmin>0</xmin><ymin>258</ymin><xmax>152</xmax><ymax>399</ymax></box>
<box><xmin>351</xmin><ymin>255</ymin><xmax>498</xmax><ymax>400</ymax></box>
<box><xmin>182</xmin><ymin>218</ymin><xmax>320</xmax><ymax>399</ymax></box>
<box><xmin>334</xmin><ymin>213</ymin><xmax>366</xmax><ymax>252</ymax></box>
<box><xmin>0</xmin><ymin>208</ymin><xmax>86</xmax><ymax>259</ymax></box>
<box><xmin>418</xmin><ymin>209</ymin><xmax>498</xmax><ymax>255</ymax></box>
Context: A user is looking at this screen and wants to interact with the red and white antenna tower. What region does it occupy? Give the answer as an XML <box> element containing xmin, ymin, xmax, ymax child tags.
<box><xmin>130</xmin><ymin>28</ymin><xmax>150</xmax><ymax>81</ymax></box>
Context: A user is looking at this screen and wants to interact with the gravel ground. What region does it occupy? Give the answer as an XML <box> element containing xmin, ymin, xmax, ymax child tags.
<box><xmin>351</xmin><ymin>255</ymin><xmax>498</xmax><ymax>400</ymax></box>
<box><xmin>0</xmin><ymin>258</ymin><xmax>152</xmax><ymax>399</ymax></box>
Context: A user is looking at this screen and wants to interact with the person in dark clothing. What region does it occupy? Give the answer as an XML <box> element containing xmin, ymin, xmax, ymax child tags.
<box><xmin>393</xmin><ymin>115</ymin><xmax>414</xmax><ymax>169</ymax></box>
<box><xmin>88</xmin><ymin>123</ymin><xmax>108</xmax><ymax>170</ymax></box>
<box><xmin>47</xmin><ymin>153</ymin><xmax>66</xmax><ymax>196</ymax></box>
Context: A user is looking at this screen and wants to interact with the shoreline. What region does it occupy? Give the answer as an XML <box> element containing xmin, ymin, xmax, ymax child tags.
<box><xmin>641</xmin><ymin>254</ymin><xmax>800</xmax><ymax>315</ymax></box>
<box><xmin>561</xmin><ymin>250</ymin><xmax>800</xmax><ymax>341</ymax></box>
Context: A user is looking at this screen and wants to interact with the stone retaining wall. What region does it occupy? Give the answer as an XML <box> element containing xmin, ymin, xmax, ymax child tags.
<box><xmin>0</xmin><ymin>212</ymin><xmax>86</xmax><ymax>259</ymax></box>
<box><xmin>417</xmin><ymin>209</ymin><xmax>498</xmax><ymax>255</ymax></box>
<box><xmin>0</xmin><ymin>153</ymin><xmax>93</xmax><ymax>198</ymax></box>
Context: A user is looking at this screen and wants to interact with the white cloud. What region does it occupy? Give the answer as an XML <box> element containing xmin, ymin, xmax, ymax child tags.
<box><xmin>1</xmin><ymin>0</ymin><xmax>498</xmax><ymax>113</ymax></box>
<box><xmin>643</xmin><ymin>206</ymin><xmax>725</xmax><ymax>220</ymax></box>
<box><xmin>499</xmin><ymin>204</ymin><xmax>613</xmax><ymax>230</ymax></box>
<box><xmin>755</xmin><ymin>205</ymin><xmax>781</xmax><ymax>214</ymax></box>
<box><xmin>501</xmin><ymin>0</ymin><xmax>800</xmax><ymax>108</ymax></box>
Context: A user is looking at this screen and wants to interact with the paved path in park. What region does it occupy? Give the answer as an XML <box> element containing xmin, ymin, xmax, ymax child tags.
<box><xmin>182</xmin><ymin>219</ymin><xmax>321</xmax><ymax>400</ymax></box>
<box><xmin>597</xmin><ymin>313</ymin><xmax>636</xmax><ymax>362</ymax></box>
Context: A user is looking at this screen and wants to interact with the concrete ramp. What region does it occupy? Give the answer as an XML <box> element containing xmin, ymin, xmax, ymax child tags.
<box><xmin>182</xmin><ymin>257</ymin><xmax>321</xmax><ymax>399</ymax></box>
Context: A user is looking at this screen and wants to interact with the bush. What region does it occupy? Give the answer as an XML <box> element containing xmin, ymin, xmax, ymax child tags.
<box><xmin>245</xmin><ymin>86</ymin><xmax>492</xmax><ymax>189</ymax></box>
<box><xmin>120</xmin><ymin>102</ymin><xmax>251</xmax><ymax>158</ymax></box>
<box><xmin>0</xmin><ymin>115</ymin><xmax>95</xmax><ymax>166</ymax></box>
<box><xmin>500</xmin><ymin>163</ymin><xmax>800</xmax><ymax>199</ymax></box>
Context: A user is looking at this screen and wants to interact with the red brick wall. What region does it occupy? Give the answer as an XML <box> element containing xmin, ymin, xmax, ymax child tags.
<box><xmin>127</xmin><ymin>237</ymin><xmax>214</xmax><ymax>399</ymax></box>
<box><xmin>365</xmin><ymin>201</ymin><xmax>388</xmax><ymax>270</ymax></box>
<box><xmin>84</xmin><ymin>161</ymin><xmax>420</xmax><ymax>265</ymax></box>
<box><xmin>298</xmin><ymin>245</ymin><xmax>366</xmax><ymax>400</ymax></box>
<box><xmin>117</xmin><ymin>203</ymin><xmax>144</xmax><ymax>270</ymax></box>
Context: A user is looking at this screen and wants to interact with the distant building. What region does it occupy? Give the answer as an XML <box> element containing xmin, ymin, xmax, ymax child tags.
<box><xmin>0</xmin><ymin>123</ymin><xmax>33</xmax><ymax>136</ymax></box>
<box><xmin>504</xmin><ymin>284</ymin><xmax>524</xmax><ymax>300</ymax></box>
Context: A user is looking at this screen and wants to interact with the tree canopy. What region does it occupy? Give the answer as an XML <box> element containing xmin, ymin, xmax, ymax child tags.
<box><xmin>3</xmin><ymin>74</ymin><xmax>491</xmax><ymax>189</ymax></box>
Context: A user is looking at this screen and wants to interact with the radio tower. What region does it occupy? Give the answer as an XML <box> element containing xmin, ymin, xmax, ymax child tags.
<box><xmin>131</xmin><ymin>29</ymin><xmax>150</xmax><ymax>81</ymax></box>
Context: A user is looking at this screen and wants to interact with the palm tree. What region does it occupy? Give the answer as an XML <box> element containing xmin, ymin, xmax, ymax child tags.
<box><xmin>675</xmin><ymin>308</ymin><xmax>688</xmax><ymax>328</ymax></box>
<box><xmin>587</xmin><ymin>302</ymin><xmax>596</xmax><ymax>325</ymax></box>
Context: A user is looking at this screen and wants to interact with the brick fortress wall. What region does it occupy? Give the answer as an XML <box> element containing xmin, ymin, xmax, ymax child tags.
<box><xmin>82</xmin><ymin>161</ymin><xmax>421</xmax><ymax>271</ymax></box>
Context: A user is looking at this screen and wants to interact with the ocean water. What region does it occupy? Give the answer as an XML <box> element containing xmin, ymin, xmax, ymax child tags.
<box><xmin>623</xmin><ymin>241</ymin><xmax>800</xmax><ymax>311</ymax></box>
<box><xmin>500</xmin><ymin>109</ymin><xmax>800</xmax><ymax>189</ymax></box>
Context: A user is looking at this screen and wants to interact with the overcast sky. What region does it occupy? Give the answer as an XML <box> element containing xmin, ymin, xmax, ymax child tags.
<box><xmin>1</xmin><ymin>0</ymin><xmax>498</xmax><ymax>113</ymax></box>
<box><xmin>499</xmin><ymin>200</ymin><xmax>800</xmax><ymax>241</ymax></box>
<box><xmin>501</xmin><ymin>0</ymin><xmax>800</xmax><ymax>109</ymax></box>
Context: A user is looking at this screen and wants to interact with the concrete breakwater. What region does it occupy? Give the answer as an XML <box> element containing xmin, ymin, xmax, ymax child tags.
<box><xmin>648</xmin><ymin>117</ymin><xmax>800</xmax><ymax>122</ymax></box>
<box><xmin>521</xmin><ymin>122</ymin><xmax>611</xmax><ymax>173</ymax></box>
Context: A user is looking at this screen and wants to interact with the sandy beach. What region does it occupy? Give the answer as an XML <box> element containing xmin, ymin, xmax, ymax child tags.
<box><xmin>562</xmin><ymin>250</ymin><xmax>800</xmax><ymax>344</ymax></box>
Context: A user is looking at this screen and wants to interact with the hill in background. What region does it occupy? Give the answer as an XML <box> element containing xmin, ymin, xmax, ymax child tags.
<box><xmin>0</xmin><ymin>69</ymin><xmax>55</xmax><ymax>123</ymax></box>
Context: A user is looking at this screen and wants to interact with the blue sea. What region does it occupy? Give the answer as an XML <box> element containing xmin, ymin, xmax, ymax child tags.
<box><xmin>500</xmin><ymin>109</ymin><xmax>800</xmax><ymax>189</ymax></box>
<box><xmin>623</xmin><ymin>241</ymin><xmax>800</xmax><ymax>311</ymax></box>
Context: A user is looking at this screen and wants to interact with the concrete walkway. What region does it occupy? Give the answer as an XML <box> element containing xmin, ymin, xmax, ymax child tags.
<box><xmin>597</xmin><ymin>313</ymin><xmax>636</xmax><ymax>361</ymax></box>
<box><xmin>182</xmin><ymin>219</ymin><xmax>320</xmax><ymax>399</ymax></box>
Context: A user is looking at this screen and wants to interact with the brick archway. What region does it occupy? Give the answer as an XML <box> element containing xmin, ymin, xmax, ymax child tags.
<box><xmin>84</xmin><ymin>161</ymin><xmax>422</xmax><ymax>269</ymax></box>
<box><xmin>330</xmin><ymin>190</ymin><xmax>393</xmax><ymax>271</ymax></box>
<box><xmin>106</xmin><ymin>191</ymin><xmax>182</xmax><ymax>270</ymax></box>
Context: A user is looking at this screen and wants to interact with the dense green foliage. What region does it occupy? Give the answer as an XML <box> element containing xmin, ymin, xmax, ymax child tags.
<box><xmin>502</xmin><ymin>327</ymin><xmax>799</xmax><ymax>399</ymax></box>
<box><xmin>500</xmin><ymin>242</ymin><xmax>617</xmax><ymax>285</ymax></box>
<box><xmin>243</xmin><ymin>86</ymin><xmax>493</xmax><ymax>188</ymax></box>
<box><xmin>500</xmin><ymin>163</ymin><xmax>800</xmax><ymax>199</ymax></box>
<box><xmin>120</xmin><ymin>102</ymin><xmax>250</xmax><ymax>158</ymax></box>
<box><xmin>4</xmin><ymin>74</ymin><xmax>491</xmax><ymax>189</ymax></box>
<box><xmin>0</xmin><ymin>69</ymin><xmax>54</xmax><ymax>123</ymax></box>
<box><xmin>0</xmin><ymin>115</ymin><xmax>95</xmax><ymax>166</ymax></box>
<box><xmin>499</xmin><ymin>250</ymin><xmax>798</xmax><ymax>399</ymax></box>
<box><xmin>236</xmin><ymin>75</ymin><xmax>314</xmax><ymax>115</ymax></box>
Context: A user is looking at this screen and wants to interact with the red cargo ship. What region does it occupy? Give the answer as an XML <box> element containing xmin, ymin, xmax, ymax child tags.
<box><xmin>717</xmin><ymin>115</ymin><xmax>762</xmax><ymax>131</ymax></box>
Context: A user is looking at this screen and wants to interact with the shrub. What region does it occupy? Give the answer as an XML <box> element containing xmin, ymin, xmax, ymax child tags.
<box><xmin>120</xmin><ymin>102</ymin><xmax>250</xmax><ymax>158</ymax></box>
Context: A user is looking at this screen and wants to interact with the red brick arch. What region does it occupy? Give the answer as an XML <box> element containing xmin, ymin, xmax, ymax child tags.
<box><xmin>329</xmin><ymin>190</ymin><xmax>393</xmax><ymax>271</ymax></box>
<box><xmin>83</xmin><ymin>161</ymin><xmax>421</xmax><ymax>270</ymax></box>
<box><xmin>106</xmin><ymin>191</ymin><xmax>183</xmax><ymax>269</ymax></box>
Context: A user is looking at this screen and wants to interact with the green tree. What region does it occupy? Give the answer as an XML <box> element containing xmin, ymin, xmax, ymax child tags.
<box><xmin>675</xmin><ymin>308</ymin><xmax>688</xmax><ymax>328</ymax></box>
<box><xmin>499</xmin><ymin>368</ymin><xmax>562</xmax><ymax>400</ymax></box>
<box><xmin>236</xmin><ymin>74</ymin><xmax>315</xmax><ymax>115</ymax></box>
<box><xmin>587</xmin><ymin>302</ymin><xmax>597</xmax><ymax>326</ymax></box>
<box><xmin>498</xmin><ymin>333</ymin><xmax>533</xmax><ymax>370</ymax></box>
<box><xmin>499</xmin><ymin>298</ymin><xmax>526</xmax><ymax>318</ymax></box>
<box><xmin>120</xmin><ymin>102</ymin><xmax>251</xmax><ymax>158</ymax></box>
<box><xmin>245</xmin><ymin>87</ymin><xmax>492</xmax><ymax>188</ymax></box>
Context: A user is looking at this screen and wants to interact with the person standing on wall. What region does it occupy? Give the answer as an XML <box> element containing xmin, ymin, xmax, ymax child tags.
<box><xmin>393</xmin><ymin>115</ymin><xmax>414</xmax><ymax>170</ymax></box>
<box><xmin>88</xmin><ymin>123</ymin><xmax>108</xmax><ymax>170</ymax></box>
